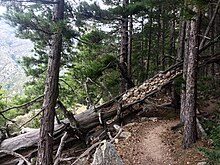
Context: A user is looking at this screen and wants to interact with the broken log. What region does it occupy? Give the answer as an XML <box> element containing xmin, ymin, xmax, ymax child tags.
<box><xmin>0</xmin><ymin>63</ymin><xmax>183</xmax><ymax>164</ymax></box>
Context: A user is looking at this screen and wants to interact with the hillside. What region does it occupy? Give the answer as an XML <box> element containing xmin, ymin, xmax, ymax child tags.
<box><xmin>0</xmin><ymin>18</ymin><xmax>33</xmax><ymax>94</ymax></box>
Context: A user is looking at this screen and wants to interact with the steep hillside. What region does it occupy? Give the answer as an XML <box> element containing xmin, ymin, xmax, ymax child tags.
<box><xmin>0</xmin><ymin>19</ymin><xmax>33</xmax><ymax>94</ymax></box>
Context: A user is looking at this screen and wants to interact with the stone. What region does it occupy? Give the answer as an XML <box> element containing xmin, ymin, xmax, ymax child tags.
<box><xmin>119</xmin><ymin>131</ymin><xmax>131</xmax><ymax>139</ymax></box>
<box><xmin>197</xmin><ymin>162</ymin><xmax>207</xmax><ymax>165</ymax></box>
<box><xmin>92</xmin><ymin>140</ymin><xmax>123</xmax><ymax>165</ymax></box>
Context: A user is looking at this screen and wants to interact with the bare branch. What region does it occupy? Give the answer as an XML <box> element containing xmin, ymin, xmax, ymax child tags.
<box><xmin>19</xmin><ymin>108</ymin><xmax>43</xmax><ymax>128</ymax></box>
<box><xmin>0</xmin><ymin>113</ymin><xmax>17</xmax><ymax>125</ymax></box>
<box><xmin>56</xmin><ymin>100</ymin><xmax>79</xmax><ymax>128</ymax></box>
<box><xmin>199</xmin><ymin>0</ymin><xmax>220</xmax><ymax>49</ymax></box>
<box><xmin>71</xmin><ymin>141</ymin><xmax>103</xmax><ymax>165</ymax></box>
<box><xmin>54</xmin><ymin>131</ymin><xmax>68</xmax><ymax>165</ymax></box>
<box><xmin>0</xmin><ymin>94</ymin><xmax>44</xmax><ymax>114</ymax></box>
<box><xmin>9</xmin><ymin>0</ymin><xmax>58</xmax><ymax>4</ymax></box>
<box><xmin>199</xmin><ymin>35</ymin><xmax>220</xmax><ymax>53</ymax></box>
<box><xmin>0</xmin><ymin>149</ymin><xmax>31</xmax><ymax>165</ymax></box>
<box><xmin>110</xmin><ymin>124</ymin><xmax>123</xmax><ymax>143</ymax></box>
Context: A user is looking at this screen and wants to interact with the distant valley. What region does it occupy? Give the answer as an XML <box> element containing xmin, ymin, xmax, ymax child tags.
<box><xmin>0</xmin><ymin>18</ymin><xmax>33</xmax><ymax>94</ymax></box>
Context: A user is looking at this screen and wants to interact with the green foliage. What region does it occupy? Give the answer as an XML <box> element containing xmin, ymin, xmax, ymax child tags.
<box><xmin>198</xmin><ymin>77</ymin><xmax>220</xmax><ymax>98</ymax></box>
<box><xmin>0</xmin><ymin>86</ymin><xmax>7</xmax><ymax>126</ymax></box>
<box><xmin>200</xmin><ymin>116</ymin><xmax>220</xmax><ymax>164</ymax></box>
<box><xmin>58</xmin><ymin>29</ymin><xmax>119</xmax><ymax>106</ymax></box>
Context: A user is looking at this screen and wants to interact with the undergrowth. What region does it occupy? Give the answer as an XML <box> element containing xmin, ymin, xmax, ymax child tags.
<box><xmin>197</xmin><ymin>76</ymin><xmax>220</xmax><ymax>164</ymax></box>
<box><xmin>199</xmin><ymin>114</ymin><xmax>220</xmax><ymax>164</ymax></box>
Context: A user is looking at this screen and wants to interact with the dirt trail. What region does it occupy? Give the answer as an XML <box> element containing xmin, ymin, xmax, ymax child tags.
<box><xmin>115</xmin><ymin>119</ymin><xmax>206</xmax><ymax>165</ymax></box>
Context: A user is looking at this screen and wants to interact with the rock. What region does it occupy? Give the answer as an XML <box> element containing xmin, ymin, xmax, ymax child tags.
<box><xmin>20</xmin><ymin>127</ymin><xmax>38</xmax><ymax>134</ymax></box>
<box><xmin>197</xmin><ymin>162</ymin><xmax>207</xmax><ymax>165</ymax></box>
<box><xmin>149</xmin><ymin>117</ymin><xmax>158</xmax><ymax>122</ymax></box>
<box><xmin>119</xmin><ymin>131</ymin><xmax>131</xmax><ymax>139</ymax></box>
<box><xmin>92</xmin><ymin>140</ymin><xmax>123</xmax><ymax>165</ymax></box>
<box><xmin>125</xmin><ymin>123</ymin><xmax>136</xmax><ymax>127</ymax></box>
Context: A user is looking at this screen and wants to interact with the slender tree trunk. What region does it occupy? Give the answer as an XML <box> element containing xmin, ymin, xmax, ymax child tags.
<box><xmin>182</xmin><ymin>14</ymin><xmax>199</xmax><ymax>149</ymax></box>
<box><xmin>128</xmin><ymin>15</ymin><xmax>133</xmax><ymax>80</ymax></box>
<box><xmin>156</xmin><ymin>6</ymin><xmax>161</xmax><ymax>72</ymax></box>
<box><xmin>209</xmin><ymin>2</ymin><xmax>215</xmax><ymax>78</ymax></box>
<box><xmin>146</xmin><ymin>9</ymin><xmax>153</xmax><ymax>79</ymax></box>
<box><xmin>119</xmin><ymin>0</ymin><xmax>129</xmax><ymax>93</ymax></box>
<box><xmin>37</xmin><ymin>0</ymin><xmax>64</xmax><ymax>164</ymax></box>
<box><xmin>161</xmin><ymin>5</ymin><xmax>165</xmax><ymax>70</ymax></box>
<box><xmin>179</xmin><ymin>20</ymin><xmax>187</xmax><ymax>123</ymax></box>
<box><xmin>140</xmin><ymin>17</ymin><xmax>145</xmax><ymax>80</ymax></box>
<box><xmin>214</xmin><ymin>1</ymin><xmax>220</xmax><ymax>74</ymax></box>
<box><xmin>177</xmin><ymin>19</ymin><xmax>186</xmax><ymax>62</ymax></box>
<box><xmin>169</xmin><ymin>16</ymin><xmax>176</xmax><ymax>65</ymax></box>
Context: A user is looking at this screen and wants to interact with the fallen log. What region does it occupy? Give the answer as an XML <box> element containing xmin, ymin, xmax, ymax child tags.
<box><xmin>0</xmin><ymin>62</ymin><xmax>183</xmax><ymax>164</ymax></box>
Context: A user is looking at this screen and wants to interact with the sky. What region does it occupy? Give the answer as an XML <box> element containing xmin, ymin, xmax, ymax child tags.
<box><xmin>0</xmin><ymin>0</ymin><xmax>107</xmax><ymax>15</ymax></box>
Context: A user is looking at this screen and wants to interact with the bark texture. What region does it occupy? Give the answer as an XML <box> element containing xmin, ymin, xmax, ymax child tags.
<box><xmin>119</xmin><ymin>0</ymin><xmax>129</xmax><ymax>93</ymax></box>
<box><xmin>182</xmin><ymin>16</ymin><xmax>199</xmax><ymax>149</ymax></box>
<box><xmin>37</xmin><ymin>0</ymin><xmax>64</xmax><ymax>164</ymax></box>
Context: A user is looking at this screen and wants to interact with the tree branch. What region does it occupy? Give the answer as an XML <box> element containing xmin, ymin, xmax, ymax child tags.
<box><xmin>199</xmin><ymin>35</ymin><xmax>220</xmax><ymax>53</ymax></box>
<box><xmin>0</xmin><ymin>149</ymin><xmax>31</xmax><ymax>165</ymax></box>
<box><xmin>14</xmin><ymin>0</ymin><xmax>58</xmax><ymax>4</ymax></box>
<box><xmin>19</xmin><ymin>108</ymin><xmax>44</xmax><ymax>128</ymax></box>
<box><xmin>199</xmin><ymin>0</ymin><xmax>220</xmax><ymax>49</ymax></box>
<box><xmin>0</xmin><ymin>94</ymin><xmax>44</xmax><ymax>114</ymax></box>
<box><xmin>54</xmin><ymin>131</ymin><xmax>68</xmax><ymax>165</ymax></box>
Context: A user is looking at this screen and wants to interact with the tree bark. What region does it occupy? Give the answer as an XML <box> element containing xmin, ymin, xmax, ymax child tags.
<box><xmin>119</xmin><ymin>0</ymin><xmax>129</xmax><ymax>93</ymax></box>
<box><xmin>146</xmin><ymin>9</ymin><xmax>153</xmax><ymax>79</ymax></box>
<box><xmin>180</xmin><ymin>20</ymin><xmax>188</xmax><ymax>123</ymax></box>
<box><xmin>128</xmin><ymin>15</ymin><xmax>133</xmax><ymax>80</ymax></box>
<box><xmin>182</xmin><ymin>15</ymin><xmax>199</xmax><ymax>149</ymax></box>
<box><xmin>37</xmin><ymin>0</ymin><xmax>64</xmax><ymax>164</ymax></box>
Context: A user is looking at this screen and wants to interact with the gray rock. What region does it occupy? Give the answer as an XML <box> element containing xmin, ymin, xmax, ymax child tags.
<box><xmin>197</xmin><ymin>162</ymin><xmax>207</xmax><ymax>165</ymax></box>
<box><xmin>92</xmin><ymin>140</ymin><xmax>123</xmax><ymax>165</ymax></box>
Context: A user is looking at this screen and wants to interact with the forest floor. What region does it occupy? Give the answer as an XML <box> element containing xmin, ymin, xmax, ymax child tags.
<box><xmin>115</xmin><ymin>117</ymin><xmax>209</xmax><ymax>165</ymax></box>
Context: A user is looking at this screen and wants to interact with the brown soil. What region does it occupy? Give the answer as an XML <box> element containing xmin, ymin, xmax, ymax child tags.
<box><xmin>115</xmin><ymin>118</ymin><xmax>208</xmax><ymax>165</ymax></box>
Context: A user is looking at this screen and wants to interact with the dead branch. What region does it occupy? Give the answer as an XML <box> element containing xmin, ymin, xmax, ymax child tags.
<box><xmin>54</xmin><ymin>131</ymin><xmax>68</xmax><ymax>165</ymax></box>
<box><xmin>57</xmin><ymin>101</ymin><xmax>79</xmax><ymax>128</ymax></box>
<box><xmin>196</xmin><ymin>118</ymin><xmax>207</xmax><ymax>138</ymax></box>
<box><xmin>19</xmin><ymin>108</ymin><xmax>43</xmax><ymax>129</ymax></box>
<box><xmin>0</xmin><ymin>113</ymin><xmax>17</xmax><ymax>125</ymax></box>
<box><xmin>0</xmin><ymin>149</ymin><xmax>31</xmax><ymax>165</ymax></box>
<box><xmin>199</xmin><ymin>0</ymin><xmax>220</xmax><ymax>49</ymax></box>
<box><xmin>110</xmin><ymin>124</ymin><xmax>123</xmax><ymax>143</ymax></box>
<box><xmin>71</xmin><ymin>141</ymin><xmax>103</xmax><ymax>165</ymax></box>
<box><xmin>0</xmin><ymin>94</ymin><xmax>44</xmax><ymax>114</ymax></box>
<box><xmin>15</xmin><ymin>0</ymin><xmax>58</xmax><ymax>4</ymax></box>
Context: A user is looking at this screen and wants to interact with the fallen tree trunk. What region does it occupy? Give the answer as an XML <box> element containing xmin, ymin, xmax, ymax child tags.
<box><xmin>0</xmin><ymin>63</ymin><xmax>183</xmax><ymax>164</ymax></box>
<box><xmin>1</xmin><ymin>44</ymin><xmax>220</xmax><ymax>164</ymax></box>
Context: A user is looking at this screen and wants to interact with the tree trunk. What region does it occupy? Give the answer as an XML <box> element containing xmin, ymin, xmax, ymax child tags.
<box><xmin>180</xmin><ymin>20</ymin><xmax>187</xmax><ymax>123</ymax></box>
<box><xmin>169</xmin><ymin>16</ymin><xmax>176</xmax><ymax>65</ymax></box>
<box><xmin>161</xmin><ymin>5</ymin><xmax>165</xmax><ymax>70</ymax></box>
<box><xmin>182</xmin><ymin>15</ymin><xmax>199</xmax><ymax>149</ymax></box>
<box><xmin>155</xmin><ymin>6</ymin><xmax>161</xmax><ymax>73</ymax></box>
<box><xmin>146</xmin><ymin>9</ymin><xmax>153</xmax><ymax>79</ymax></box>
<box><xmin>140</xmin><ymin>17</ymin><xmax>145</xmax><ymax>81</ymax></box>
<box><xmin>119</xmin><ymin>0</ymin><xmax>129</xmax><ymax>93</ymax></box>
<box><xmin>177</xmin><ymin>20</ymin><xmax>186</xmax><ymax>62</ymax></box>
<box><xmin>37</xmin><ymin>0</ymin><xmax>64</xmax><ymax>164</ymax></box>
<box><xmin>128</xmin><ymin>15</ymin><xmax>133</xmax><ymax>80</ymax></box>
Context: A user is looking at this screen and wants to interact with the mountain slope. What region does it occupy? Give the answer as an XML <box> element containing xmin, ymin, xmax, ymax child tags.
<box><xmin>0</xmin><ymin>19</ymin><xmax>33</xmax><ymax>93</ymax></box>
